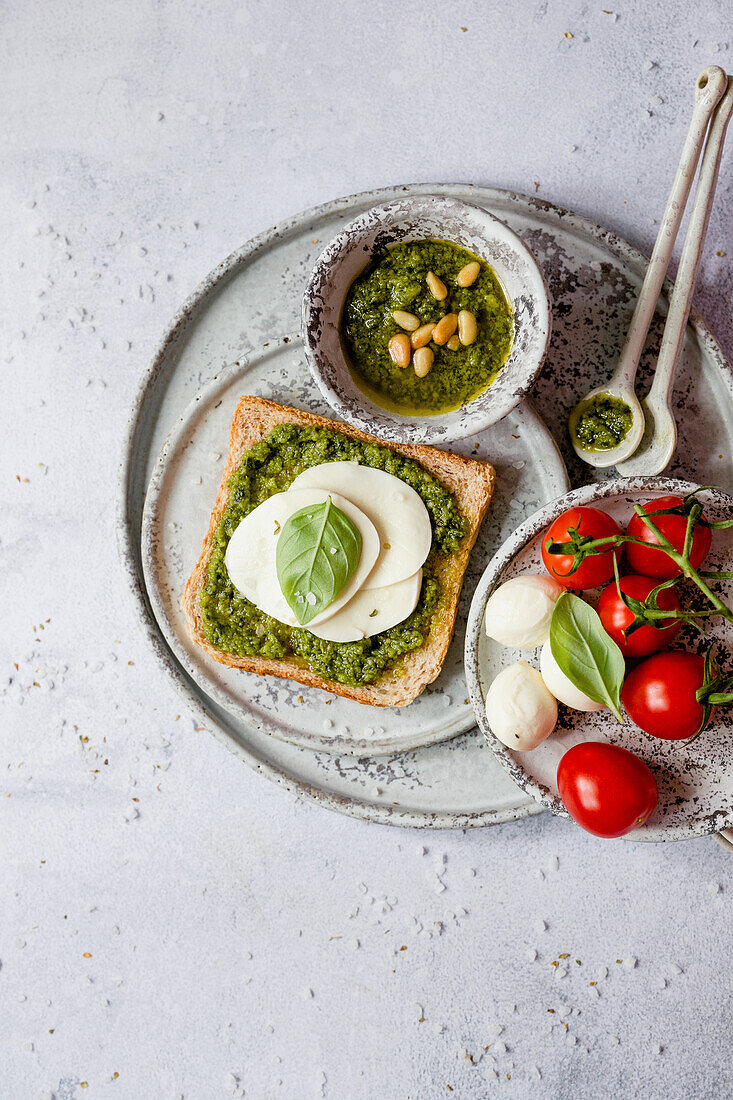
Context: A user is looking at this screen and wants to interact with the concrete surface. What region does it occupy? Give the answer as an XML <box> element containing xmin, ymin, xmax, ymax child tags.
<box><xmin>2</xmin><ymin>1</ymin><xmax>732</xmax><ymax>1097</ymax></box>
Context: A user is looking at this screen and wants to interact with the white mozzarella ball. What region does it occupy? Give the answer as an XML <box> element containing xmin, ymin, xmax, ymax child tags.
<box><xmin>484</xmin><ymin>574</ymin><xmax>564</xmax><ymax>649</ymax></box>
<box><xmin>540</xmin><ymin>643</ymin><xmax>605</xmax><ymax>712</ymax></box>
<box><xmin>485</xmin><ymin>660</ymin><xmax>558</xmax><ymax>751</ymax></box>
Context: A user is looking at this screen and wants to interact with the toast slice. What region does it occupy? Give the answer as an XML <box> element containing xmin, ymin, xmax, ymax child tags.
<box><xmin>182</xmin><ymin>397</ymin><xmax>495</xmax><ymax>707</ymax></box>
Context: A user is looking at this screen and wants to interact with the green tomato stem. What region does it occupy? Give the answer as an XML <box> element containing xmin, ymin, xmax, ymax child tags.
<box><xmin>632</xmin><ymin>507</ymin><xmax>733</xmax><ymax>624</ymax></box>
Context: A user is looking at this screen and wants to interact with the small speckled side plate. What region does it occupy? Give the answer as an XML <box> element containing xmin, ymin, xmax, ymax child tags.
<box><xmin>142</xmin><ymin>336</ymin><xmax>567</xmax><ymax>755</ymax></box>
<box><xmin>465</xmin><ymin>479</ymin><xmax>733</xmax><ymax>841</ymax></box>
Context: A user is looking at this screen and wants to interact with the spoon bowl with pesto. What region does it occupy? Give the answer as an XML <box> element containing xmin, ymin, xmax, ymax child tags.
<box><xmin>569</xmin><ymin>66</ymin><xmax>728</xmax><ymax>471</ymax></box>
<box><xmin>568</xmin><ymin>387</ymin><xmax>645</xmax><ymax>469</ymax></box>
<box><xmin>302</xmin><ymin>196</ymin><xmax>552</xmax><ymax>446</ymax></box>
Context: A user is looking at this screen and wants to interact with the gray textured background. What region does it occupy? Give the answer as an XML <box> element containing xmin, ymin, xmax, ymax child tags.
<box><xmin>2</xmin><ymin>1</ymin><xmax>732</xmax><ymax>1098</ymax></box>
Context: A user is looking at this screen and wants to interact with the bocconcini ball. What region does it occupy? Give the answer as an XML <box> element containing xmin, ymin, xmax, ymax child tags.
<box><xmin>485</xmin><ymin>660</ymin><xmax>558</xmax><ymax>751</ymax></box>
<box><xmin>484</xmin><ymin>574</ymin><xmax>564</xmax><ymax>649</ymax></box>
<box><xmin>540</xmin><ymin>642</ymin><xmax>605</xmax><ymax>712</ymax></box>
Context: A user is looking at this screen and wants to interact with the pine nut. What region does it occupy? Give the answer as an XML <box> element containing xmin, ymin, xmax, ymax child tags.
<box><xmin>447</xmin><ymin>335</ymin><xmax>461</xmax><ymax>351</ymax></box>
<box><xmin>426</xmin><ymin>271</ymin><xmax>448</xmax><ymax>300</ymax></box>
<box><xmin>456</xmin><ymin>261</ymin><xmax>480</xmax><ymax>288</ymax></box>
<box><xmin>392</xmin><ymin>310</ymin><xmax>420</xmax><ymax>332</ymax></box>
<box><xmin>411</xmin><ymin>323</ymin><xmax>436</xmax><ymax>349</ymax></box>
<box><xmin>432</xmin><ymin>312</ymin><xmax>458</xmax><ymax>345</ymax></box>
<box><xmin>413</xmin><ymin>346</ymin><xmax>434</xmax><ymax>378</ymax></box>
<box><xmin>388</xmin><ymin>332</ymin><xmax>412</xmax><ymax>368</ymax></box>
<box><xmin>458</xmin><ymin>309</ymin><xmax>478</xmax><ymax>346</ymax></box>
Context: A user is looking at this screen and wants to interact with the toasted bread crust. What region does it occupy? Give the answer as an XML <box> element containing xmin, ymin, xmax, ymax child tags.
<box><xmin>182</xmin><ymin>397</ymin><xmax>494</xmax><ymax>706</ymax></box>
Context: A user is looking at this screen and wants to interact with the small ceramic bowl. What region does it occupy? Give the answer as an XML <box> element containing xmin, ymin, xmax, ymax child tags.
<box><xmin>301</xmin><ymin>195</ymin><xmax>552</xmax><ymax>445</ymax></box>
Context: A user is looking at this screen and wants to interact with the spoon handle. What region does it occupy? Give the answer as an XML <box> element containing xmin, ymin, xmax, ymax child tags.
<box><xmin>608</xmin><ymin>67</ymin><xmax>727</xmax><ymax>392</ymax></box>
<box><xmin>647</xmin><ymin>78</ymin><xmax>733</xmax><ymax>407</ymax></box>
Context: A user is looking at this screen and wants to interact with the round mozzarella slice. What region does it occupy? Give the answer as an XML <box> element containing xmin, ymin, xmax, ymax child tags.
<box><xmin>224</xmin><ymin>488</ymin><xmax>380</xmax><ymax>627</ymax></box>
<box><xmin>289</xmin><ymin>462</ymin><xmax>432</xmax><ymax>587</ymax></box>
<box><xmin>306</xmin><ymin>569</ymin><xmax>423</xmax><ymax>642</ymax></box>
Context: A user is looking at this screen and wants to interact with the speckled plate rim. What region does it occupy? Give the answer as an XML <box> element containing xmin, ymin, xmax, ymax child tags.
<box><xmin>465</xmin><ymin>476</ymin><xmax>733</xmax><ymax>842</ymax></box>
<box><xmin>118</xmin><ymin>181</ymin><xmax>733</xmax><ymax>829</ymax></box>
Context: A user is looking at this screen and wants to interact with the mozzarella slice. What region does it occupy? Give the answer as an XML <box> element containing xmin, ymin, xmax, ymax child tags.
<box><xmin>224</xmin><ymin>489</ymin><xmax>380</xmax><ymax>627</ymax></box>
<box><xmin>306</xmin><ymin>569</ymin><xmax>423</xmax><ymax>642</ymax></box>
<box><xmin>289</xmin><ymin>461</ymin><xmax>432</xmax><ymax>587</ymax></box>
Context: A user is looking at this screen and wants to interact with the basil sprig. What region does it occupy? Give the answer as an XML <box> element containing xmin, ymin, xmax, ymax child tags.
<box><xmin>276</xmin><ymin>497</ymin><xmax>362</xmax><ymax>626</ymax></box>
<box><xmin>549</xmin><ymin>593</ymin><xmax>624</xmax><ymax>721</ymax></box>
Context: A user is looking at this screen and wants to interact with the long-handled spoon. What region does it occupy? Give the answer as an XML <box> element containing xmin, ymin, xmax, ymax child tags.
<box><xmin>622</xmin><ymin>79</ymin><xmax>733</xmax><ymax>855</ymax></box>
<box><xmin>568</xmin><ymin>66</ymin><xmax>728</xmax><ymax>469</ymax></box>
<box><xmin>617</xmin><ymin>76</ymin><xmax>733</xmax><ymax>475</ymax></box>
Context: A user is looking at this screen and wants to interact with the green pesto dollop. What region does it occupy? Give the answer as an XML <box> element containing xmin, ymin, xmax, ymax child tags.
<box><xmin>572</xmin><ymin>394</ymin><xmax>633</xmax><ymax>451</ymax></box>
<box><xmin>342</xmin><ymin>239</ymin><xmax>514</xmax><ymax>415</ymax></box>
<box><xmin>199</xmin><ymin>424</ymin><xmax>467</xmax><ymax>687</ymax></box>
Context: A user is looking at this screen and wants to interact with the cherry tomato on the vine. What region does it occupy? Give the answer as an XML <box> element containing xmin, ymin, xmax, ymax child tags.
<box><xmin>621</xmin><ymin>650</ymin><xmax>712</xmax><ymax>741</ymax></box>
<box><xmin>557</xmin><ymin>742</ymin><xmax>658</xmax><ymax>837</ymax></box>
<box><xmin>541</xmin><ymin>506</ymin><xmax>622</xmax><ymax>590</ymax></box>
<box><xmin>597</xmin><ymin>574</ymin><xmax>682</xmax><ymax>658</ymax></box>
<box><xmin>625</xmin><ymin>496</ymin><xmax>712</xmax><ymax>580</ymax></box>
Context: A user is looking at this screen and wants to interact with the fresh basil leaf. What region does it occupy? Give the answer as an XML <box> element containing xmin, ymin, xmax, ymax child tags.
<box><xmin>549</xmin><ymin>592</ymin><xmax>624</xmax><ymax>721</ymax></box>
<box><xmin>276</xmin><ymin>497</ymin><xmax>362</xmax><ymax>626</ymax></box>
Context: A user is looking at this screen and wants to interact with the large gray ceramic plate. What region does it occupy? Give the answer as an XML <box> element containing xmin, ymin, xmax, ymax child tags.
<box><xmin>119</xmin><ymin>183</ymin><xmax>733</xmax><ymax>828</ymax></box>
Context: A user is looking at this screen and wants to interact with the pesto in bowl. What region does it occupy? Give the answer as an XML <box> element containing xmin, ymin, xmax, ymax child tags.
<box><xmin>302</xmin><ymin>195</ymin><xmax>552</xmax><ymax>446</ymax></box>
<box><xmin>342</xmin><ymin>240</ymin><xmax>514</xmax><ymax>415</ymax></box>
<box><xmin>199</xmin><ymin>424</ymin><xmax>466</xmax><ymax>687</ymax></box>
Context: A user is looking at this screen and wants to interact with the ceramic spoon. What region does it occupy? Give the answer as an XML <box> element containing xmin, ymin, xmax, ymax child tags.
<box><xmin>569</xmin><ymin>66</ymin><xmax>728</xmax><ymax>469</ymax></box>
<box><xmin>617</xmin><ymin>76</ymin><xmax>733</xmax><ymax>475</ymax></box>
<box><xmin>622</xmin><ymin>80</ymin><xmax>733</xmax><ymax>854</ymax></box>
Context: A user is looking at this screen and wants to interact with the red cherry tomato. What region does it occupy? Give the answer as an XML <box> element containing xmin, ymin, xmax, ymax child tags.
<box><xmin>557</xmin><ymin>742</ymin><xmax>658</xmax><ymax>837</ymax></box>
<box><xmin>597</xmin><ymin>574</ymin><xmax>682</xmax><ymax>658</ymax></box>
<box><xmin>625</xmin><ymin>496</ymin><xmax>712</xmax><ymax>580</ymax></box>
<box><xmin>621</xmin><ymin>651</ymin><xmax>711</xmax><ymax>740</ymax></box>
<box><xmin>541</xmin><ymin>506</ymin><xmax>622</xmax><ymax>590</ymax></box>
